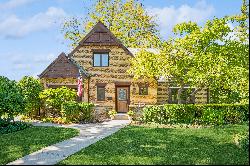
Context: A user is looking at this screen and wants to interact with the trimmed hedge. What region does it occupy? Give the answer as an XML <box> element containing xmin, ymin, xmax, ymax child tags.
<box><xmin>142</xmin><ymin>104</ymin><xmax>249</xmax><ymax>125</ymax></box>
<box><xmin>61</xmin><ymin>101</ymin><xmax>94</xmax><ymax>123</ymax></box>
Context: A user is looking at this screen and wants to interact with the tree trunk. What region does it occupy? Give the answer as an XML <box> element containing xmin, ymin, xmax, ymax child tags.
<box><xmin>177</xmin><ymin>85</ymin><xmax>185</xmax><ymax>104</ymax></box>
<box><xmin>187</xmin><ymin>88</ymin><xmax>201</xmax><ymax>103</ymax></box>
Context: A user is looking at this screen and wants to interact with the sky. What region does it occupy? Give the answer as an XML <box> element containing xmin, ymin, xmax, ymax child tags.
<box><xmin>0</xmin><ymin>0</ymin><xmax>243</xmax><ymax>81</ymax></box>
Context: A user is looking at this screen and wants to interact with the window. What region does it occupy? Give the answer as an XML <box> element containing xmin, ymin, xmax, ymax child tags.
<box><xmin>97</xmin><ymin>86</ymin><xmax>105</xmax><ymax>101</ymax></box>
<box><xmin>139</xmin><ymin>85</ymin><xmax>148</xmax><ymax>95</ymax></box>
<box><xmin>118</xmin><ymin>88</ymin><xmax>127</xmax><ymax>101</ymax></box>
<box><xmin>93</xmin><ymin>53</ymin><xmax>109</xmax><ymax>67</ymax></box>
<box><xmin>168</xmin><ymin>87</ymin><xmax>195</xmax><ymax>104</ymax></box>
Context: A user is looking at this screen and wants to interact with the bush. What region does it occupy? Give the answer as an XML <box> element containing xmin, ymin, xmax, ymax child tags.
<box><xmin>18</xmin><ymin>76</ymin><xmax>43</xmax><ymax>117</ymax></box>
<box><xmin>39</xmin><ymin>86</ymin><xmax>77</xmax><ymax>116</ymax></box>
<box><xmin>108</xmin><ymin>110</ymin><xmax>117</xmax><ymax>119</ymax></box>
<box><xmin>0</xmin><ymin>76</ymin><xmax>25</xmax><ymax>121</ymax></box>
<box><xmin>142</xmin><ymin>104</ymin><xmax>249</xmax><ymax>125</ymax></box>
<box><xmin>234</xmin><ymin>131</ymin><xmax>249</xmax><ymax>152</ymax></box>
<box><xmin>61</xmin><ymin>101</ymin><xmax>94</xmax><ymax>123</ymax></box>
<box><xmin>0</xmin><ymin>119</ymin><xmax>31</xmax><ymax>134</ymax></box>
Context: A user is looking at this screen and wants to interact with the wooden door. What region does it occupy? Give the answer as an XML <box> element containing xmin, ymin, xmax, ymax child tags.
<box><xmin>116</xmin><ymin>87</ymin><xmax>129</xmax><ymax>113</ymax></box>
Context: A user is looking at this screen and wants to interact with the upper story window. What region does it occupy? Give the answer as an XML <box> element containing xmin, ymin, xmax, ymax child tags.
<box><xmin>93</xmin><ymin>53</ymin><xmax>109</xmax><ymax>67</ymax></box>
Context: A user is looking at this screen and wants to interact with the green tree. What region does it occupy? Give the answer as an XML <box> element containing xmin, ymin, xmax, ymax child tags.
<box><xmin>18</xmin><ymin>76</ymin><xmax>43</xmax><ymax>117</ymax></box>
<box><xmin>0</xmin><ymin>76</ymin><xmax>25</xmax><ymax>121</ymax></box>
<box><xmin>62</xmin><ymin>0</ymin><xmax>161</xmax><ymax>48</ymax></box>
<box><xmin>129</xmin><ymin>0</ymin><xmax>249</xmax><ymax>104</ymax></box>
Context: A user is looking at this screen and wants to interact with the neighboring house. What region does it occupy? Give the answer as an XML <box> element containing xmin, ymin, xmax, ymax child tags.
<box><xmin>39</xmin><ymin>21</ymin><xmax>208</xmax><ymax>116</ymax></box>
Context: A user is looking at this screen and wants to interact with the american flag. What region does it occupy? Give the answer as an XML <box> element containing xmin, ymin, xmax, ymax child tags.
<box><xmin>77</xmin><ymin>76</ymin><xmax>83</xmax><ymax>97</ymax></box>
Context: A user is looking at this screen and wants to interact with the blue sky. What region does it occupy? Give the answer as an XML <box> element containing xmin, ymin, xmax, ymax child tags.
<box><xmin>0</xmin><ymin>0</ymin><xmax>243</xmax><ymax>81</ymax></box>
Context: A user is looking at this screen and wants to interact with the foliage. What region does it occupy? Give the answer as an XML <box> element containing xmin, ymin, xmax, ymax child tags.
<box><xmin>142</xmin><ymin>104</ymin><xmax>249</xmax><ymax>125</ymax></box>
<box><xmin>62</xmin><ymin>0</ymin><xmax>161</xmax><ymax>48</ymax></box>
<box><xmin>129</xmin><ymin>0</ymin><xmax>249</xmax><ymax>104</ymax></box>
<box><xmin>234</xmin><ymin>131</ymin><xmax>249</xmax><ymax>152</ymax></box>
<box><xmin>0</xmin><ymin>120</ymin><xmax>31</xmax><ymax>134</ymax></box>
<box><xmin>39</xmin><ymin>86</ymin><xmax>77</xmax><ymax>116</ymax></box>
<box><xmin>41</xmin><ymin>117</ymin><xmax>68</xmax><ymax>124</ymax></box>
<box><xmin>61</xmin><ymin>101</ymin><xmax>94</xmax><ymax>123</ymax></box>
<box><xmin>127</xmin><ymin>110</ymin><xmax>135</xmax><ymax>117</ymax></box>
<box><xmin>18</xmin><ymin>76</ymin><xmax>43</xmax><ymax>117</ymax></box>
<box><xmin>108</xmin><ymin>109</ymin><xmax>117</xmax><ymax>118</ymax></box>
<box><xmin>0</xmin><ymin>126</ymin><xmax>79</xmax><ymax>165</ymax></box>
<box><xmin>58</xmin><ymin>124</ymin><xmax>249</xmax><ymax>165</ymax></box>
<box><xmin>0</xmin><ymin>76</ymin><xmax>25</xmax><ymax>121</ymax></box>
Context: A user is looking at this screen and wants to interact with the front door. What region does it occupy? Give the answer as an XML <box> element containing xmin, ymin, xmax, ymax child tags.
<box><xmin>116</xmin><ymin>86</ymin><xmax>129</xmax><ymax>113</ymax></box>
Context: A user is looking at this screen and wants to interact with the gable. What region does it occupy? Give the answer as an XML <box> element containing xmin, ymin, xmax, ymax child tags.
<box><xmin>68</xmin><ymin>21</ymin><xmax>133</xmax><ymax>57</ymax></box>
<box><xmin>38</xmin><ymin>52</ymin><xmax>82</xmax><ymax>78</ymax></box>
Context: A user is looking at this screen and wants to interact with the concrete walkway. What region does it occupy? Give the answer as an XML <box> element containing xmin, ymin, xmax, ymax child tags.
<box><xmin>7</xmin><ymin>120</ymin><xmax>130</xmax><ymax>165</ymax></box>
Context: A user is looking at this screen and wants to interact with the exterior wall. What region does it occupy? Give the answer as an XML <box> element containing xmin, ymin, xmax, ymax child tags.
<box><xmin>157</xmin><ymin>82</ymin><xmax>169</xmax><ymax>104</ymax></box>
<box><xmin>40</xmin><ymin>78</ymin><xmax>78</xmax><ymax>88</ymax></box>
<box><xmin>72</xmin><ymin>45</ymin><xmax>158</xmax><ymax>112</ymax></box>
<box><xmin>195</xmin><ymin>88</ymin><xmax>208</xmax><ymax>104</ymax></box>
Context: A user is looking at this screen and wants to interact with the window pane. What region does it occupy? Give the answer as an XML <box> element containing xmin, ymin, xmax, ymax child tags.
<box><xmin>94</xmin><ymin>54</ymin><xmax>101</xmax><ymax>66</ymax></box>
<box><xmin>97</xmin><ymin>86</ymin><xmax>105</xmax><ymax>101</ymax></box>
<box><xmin>118</xmin><ymin>88</ymin><xmax>127</xmax><ymax>100</ymax></box>
<box><xmin>139</xmin><ymin>86</ymin><xmax>148</xmax><ymax>95</ymax></box>
<box><xmin>102</xmin><ymin>54</ymin><xmax>109</xmax><ymax>66</ymax></box>
<box><xmin>170</xmin><ymin>89</ymin><xmax>178</xmax><ymax>104</ymax></box>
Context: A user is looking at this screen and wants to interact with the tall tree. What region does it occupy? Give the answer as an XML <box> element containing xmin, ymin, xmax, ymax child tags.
<box><xmin>129</xmin><ymin>0</ymin><xmax>249</xmax><ymax>104</ymax></box>
<box><xmin>18</xmin><ymin>76</ymin><xmax>43</xmax><ymax>117</ymax></box>
<box><xmin>62</xmin><ymin>0</ymin><xmax>161</xmax><ymax>48</ymax></box>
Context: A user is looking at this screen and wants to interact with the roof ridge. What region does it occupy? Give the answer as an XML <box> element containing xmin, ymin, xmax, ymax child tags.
<box><xmin>68</xmin><ymin>21</ymin><xmax>133</xmax><ymax>57</ymax></box>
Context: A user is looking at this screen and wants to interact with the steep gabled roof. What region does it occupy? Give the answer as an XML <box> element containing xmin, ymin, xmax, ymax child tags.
<box><xmin>38</xmin><ymin>52</ymin><xmax>88</xmax><ymax>78</ymax></box>
<box><xmin>68</xmin><ymin>21</ymin><xmax>133</xmax><ymax>57</ymax></box>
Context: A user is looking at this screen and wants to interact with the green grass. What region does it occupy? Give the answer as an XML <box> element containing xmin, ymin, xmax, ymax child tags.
<box><xmin>59</xmin><ymin>124</ymin><xmax>249</xmax><ymax>165</ymax></box>
<box><xmin>0</xmin><ymin>126</ymin><xmax>79</xmax><ymax>165</ymax></box>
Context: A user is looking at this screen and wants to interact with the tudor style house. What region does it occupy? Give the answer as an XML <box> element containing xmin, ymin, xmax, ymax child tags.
<box><xmin>39</xmin><ymin>21</ymin><xmax>208</xmax><ymax>115</ymax></box>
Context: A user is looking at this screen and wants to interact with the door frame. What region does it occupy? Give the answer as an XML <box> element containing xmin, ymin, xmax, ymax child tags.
<box><xmin>115</xmin><ymin>85</ymin><xmax>130</xmax><ymax>113</ymax></box>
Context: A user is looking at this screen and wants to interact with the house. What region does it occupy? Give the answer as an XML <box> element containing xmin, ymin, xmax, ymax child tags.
<box><xmin>39</xmin><ymin>21</ymin><xmax>208</xmax><ymax>118</ymax></box>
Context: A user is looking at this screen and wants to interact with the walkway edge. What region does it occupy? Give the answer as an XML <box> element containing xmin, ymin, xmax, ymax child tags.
<box><xmin>7</xmin><ymin>120</ymin><xmax>130</xmax><ymax>165</ymax></box>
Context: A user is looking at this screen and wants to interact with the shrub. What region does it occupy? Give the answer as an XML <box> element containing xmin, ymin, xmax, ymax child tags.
<box><xmin>127</xmin><ymin>110</ymin><xmax>135</xmax><ymax>117</ymax></box>
<box><xmin>142</xmin><ymin>104</ymin><xmax>249</xmax><ymax>125</ymax></box>
<box><xmin>234</xmin><ymin>132</ymin><xmax>249</xmax><ymax>152</ymax></box>
<box><xmin>0</xmin><ymin>76</ymin><xmax>25</xmax><ymax>121</ymax></box>
<box><xmin>108</xmin><ymin>110</ymin><xmax>117</xmax><ymax>119</ymax></box>
<box><xmin>18</xmin><ymin>76</ymin><xmax>43</xmax><ymax>117</ymax></box>
<box><xmin>61</xmin><ymin>101</ymin><xmax>94</xmax><ymax>123</ymax></box>
<box><xmin>0</xmin><ymin>119</ymin><xmax>31</xmax><ymax>134</ymax></box>
<box><xmin>39</xmin><ymin>86</ymin><xmax>77</xmax><ymax>116</ymax></box>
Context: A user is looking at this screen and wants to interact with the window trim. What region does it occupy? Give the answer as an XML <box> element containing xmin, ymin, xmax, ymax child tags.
<box><xmin>93</xmin><ymin>52</ymin><xmax>109</xmax><ymax>67</ymax></box>
<box><xmin>97</xmin><ymin>86</ymin><xmax>106</xmax><ymax>101</ymax></box>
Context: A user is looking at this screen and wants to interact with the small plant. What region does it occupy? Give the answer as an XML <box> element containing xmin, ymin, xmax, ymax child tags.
<box><xmin>108</xmin><ymin>110</ymin><xmax>117</xmax><ymax>119</ymax></box>
<box><xmin>127</xmin><ymin>110</ymin><xmax>135</xmax><ymax>120</ymax></box>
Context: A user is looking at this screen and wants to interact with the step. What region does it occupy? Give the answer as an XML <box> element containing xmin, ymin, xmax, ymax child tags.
<box><xmin>113</xmin><ymin>113</ymin><xmax>129</xmax><ymax>120</ymax></box>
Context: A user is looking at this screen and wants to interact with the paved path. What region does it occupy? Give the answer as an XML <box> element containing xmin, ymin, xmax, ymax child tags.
<box><xmin>7</xmin><ymin>120</ymin><xmax>130</xmax><ymax>165</ymax></box>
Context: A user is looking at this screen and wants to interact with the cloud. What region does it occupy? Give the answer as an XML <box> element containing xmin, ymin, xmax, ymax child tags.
<box><xmin>147</xmin><ymin>0</ymin><xmax>215</xmax><ymax>38</ymax></box>
<box><xmin>0</xmin><ymin>0</ymin><xmax>34</xmax><ymax>10</ymax></box>
<box><xmin>0</xmin><ymin>7</ymin><xmax>67</xmax><ymax>39</ymax></box>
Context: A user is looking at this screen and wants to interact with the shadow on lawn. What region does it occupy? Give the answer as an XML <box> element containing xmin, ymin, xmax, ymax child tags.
<box><xmin>60</xmin><ymin>125</ymin><xmax>249</xmax><ymax>165</ymax></box>
<box><xmin>0</xmin><ymin>126</ymin><xmax>78</xmax><ymax>165</ymax></box>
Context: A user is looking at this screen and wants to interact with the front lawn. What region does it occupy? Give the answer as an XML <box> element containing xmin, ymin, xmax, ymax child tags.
<box><xmin>59</xmin><ymin>124</ymin><xmax>249</xmax><ymax>165</ymax></box>
<box><xmin>0</xmin><ymin>126</ymin><xmax>79</xmax><ymax>165</ymax></box>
